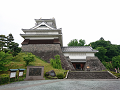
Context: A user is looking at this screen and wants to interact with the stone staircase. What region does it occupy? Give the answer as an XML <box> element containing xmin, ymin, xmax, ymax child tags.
<box><xmin>67</xmin><ymin>71</ymin><xmax>117</xmax><ymax>79</ymax></box>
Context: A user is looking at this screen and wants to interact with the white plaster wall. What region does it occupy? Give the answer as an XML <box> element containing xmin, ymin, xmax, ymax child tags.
<box><xmin>63</xmin><ymin>52</ymin><xmax>86</xmax><ymax>59</ymax></box>
<box><xmin>86</xmin><ymin>53</ymin><xmax>95</xmax><ymax>57</ymax></box>
<box><xmin>26</xmin><ymin>32</ymin><xmax>58</xmax><ymax>34</ymax></box>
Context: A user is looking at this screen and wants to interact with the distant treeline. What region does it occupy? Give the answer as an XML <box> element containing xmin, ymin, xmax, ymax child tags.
<box><xmin>68</xmin><ymin>37</ymin><xmax>120</xmax><ymax>69</ymax></box>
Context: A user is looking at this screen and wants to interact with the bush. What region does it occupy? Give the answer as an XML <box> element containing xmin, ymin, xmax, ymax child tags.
<box><xmin>0</xmin><ymin>74</ymin><xmax>12</xmax><ymax>85</ymax></box>
<box><xmin>23</xmin><ymin>53</ymin><xmax>35</xmax><ymax>66</ymax></box>
<box><xmin>50</xmin><ymin>55</ymin><xmax>62</xmax><ymax>69</ymax></box>
<box><xmin>0</xmin><ymin>77</ymin><xmax>9</xmax><ymax>85</ymax></box>
<box><xmin>44</xmin><ymin>72</ymin><xmax>49</xmax><ymax>77</ymax></box>
<box><xmin>102</xmin><ymin>61</ymin><xmax>113</xmax><ymax>69</ymax></box>
<box><xmin>0</xmin><ymin>73</ymin><xmax>26</xmax><ymax>85</ymax></box>
<box><xmin>0</xmin><ymin>51</ymin><xmax>13</xmax><ymax>71</ymax></box>
<box><xmin>56</xmin><ymin>73</ymin><xmax>64</xmax><ymax>79</ymax></box>
<box><xmin>110</xmin><ymin>71</ymin><xmax>120</xmax><ymax>78</ymax></box>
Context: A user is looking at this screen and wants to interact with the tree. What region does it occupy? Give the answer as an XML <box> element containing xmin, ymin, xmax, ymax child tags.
<box><xmin>0</xmin><ymin>51</ymin><xmax>13</xmax><ymax>71</ymax></box>
<box><xmin>99</xmin><ymin>37</ymin><xmax>104</xmax><ymax>40</ymax></box>
<box><xmin>68</xmin><ymin>39</ymin><xmax>85</xmax><ymax>46</ymax></box>
<box><xmin>78</xmin><ymin>39</ymin><xmax>85</xmax><ymax>46</ymax></box>
<box><xmin>95</xmin><ymin>47</ymin><xmax>108</xmax><ymax>62</ymax></box>
<box><xmin>90</xmin><ymin>40</ymin><xmax>111</xmax><ymax>49</ymax></box>
<box><xmin>23</xmin><ymin>53</ymin><xmax>35</xmax><ymax>66</ymax></box>
<box><xmin>112</xmin><ymin>55</ymin><xmax>120</xmax><ymax>68</ymax></box>
<box><xmin>68</xmin><ymin>39</ymin><xmax>78</xmax><ymax>46</ymax></box>
<box><xmin>50</xmin><ymin>55</ymin><xmax>62</xmax><ymax>69</ymax></box>
<box><xmin>8</xmin><ymin>42</ymin><xmax>21</xmax><ymax>57</ymax></box>
<box><xmin>0</xmin><ymin>35</ymin><xmax>7</xmax><ymax>51</ymax></box>
<box><xmin>102</xmin><ymin>61</ymin><xmax>113</xmax><ymax>69</ymax></box>
<box><xmin>7</xmin><ymin>33</ymin><xmax>14</xmax><ymax>47</ymax></box>
<box><xmin>88</xmin><ymin>37</ymin><xmax>117</xmax><ymax>62</ymax></box>
<box><xmin>105</xmin><ymin>45</ymin><xmax>119</xmax><ymax>61</ymax></box>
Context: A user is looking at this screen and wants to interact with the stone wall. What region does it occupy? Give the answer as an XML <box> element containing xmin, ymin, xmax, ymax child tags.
<box><xmin>84</xmin><ymin>57</ymin><xmax>106</xmax><ymax>71</ymax></box>
<box><xmin>21</xmin><ymin>44</ymin><xmax>75</xmax><ymax>70</ymax></box>
<box><xmin>65</xmin><ymin>56</ymin><xmax>75</xmax><ymax>71</ymax></box>
<box><xmin>67</xmin><ymin>71</ymin><xmax>117</xmax><ymax>79</ymax></box>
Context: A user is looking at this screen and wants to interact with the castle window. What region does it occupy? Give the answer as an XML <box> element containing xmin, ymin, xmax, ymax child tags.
<box><xmin>40</xmin><ymin>25</ymin><xmax>46</xmax><ymax>26</ymax></box>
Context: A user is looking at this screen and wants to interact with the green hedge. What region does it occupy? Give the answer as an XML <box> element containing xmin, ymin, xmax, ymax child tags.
<box><xmin>0</xmin><ymin>76</ymin><xmax>18</xmax><ymax>85</ymax></box>
<box><xmin>56</xmin><ymin>73</ymin><xmax>64</xmax><ymax>79</ymax></box>
<box><xmin>0</xmin><ymin>74</ymin><xmax>26</xmax><ymax>85</ymax></box>
<box><xmin>0</xmin><ymin>77</ymin><xmax>9</xmax><ymax>85</ymax></box>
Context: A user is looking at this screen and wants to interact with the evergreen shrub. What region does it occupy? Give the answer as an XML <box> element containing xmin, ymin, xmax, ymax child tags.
<box><xmin>44</xmin><ymin>72</ymin><xmax>49</xmax><ymax>77</ymax></box>
<box><xmin>50</xmin><ymin>55</ymin><xmax>62</xmax><ymax>69</ymax></box>
<box><xmin>56</xmin><ymin>73</ymin><xmax>64</xmax><ymax>79</ymax></box>
<box><xmin>23</xmin><ymin>53</ymin><xmax>35</xmax><ymax>66</ymax></box>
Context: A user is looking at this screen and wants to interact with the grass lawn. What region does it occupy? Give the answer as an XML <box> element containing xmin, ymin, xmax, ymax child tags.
<box><xmin>0</xmin><ymin>52</ymin><xmax>67</xmax><ymax>80</ymax></box>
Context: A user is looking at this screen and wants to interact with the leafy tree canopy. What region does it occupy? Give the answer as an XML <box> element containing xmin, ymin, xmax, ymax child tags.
<box><xmin>0</xmin><ymin>34</ymin><xmax>21</xmax><ymax>56</ymax></box>
<box><xmin>23</xmin><ymin>53</ymin><xmax>35</xmax><ymax>66</ymax></box>
<box><xmin>68</xmin><ymin>39</ymin><xmax>85</xmax><ymax>46</ymax></box>
<box><xmin>95</xmin><ymin>47</ymin><xmax>108</xmax><ymax>62</ymax></box>
<box><xmin>50</xmin><ymin>55</ymin><xmax>62</xmax><ymax>69</ymax></box>
<box><xmin>112</xmin><ymin>55</ymin><xmax>120</xmax><ymax>68</ymax></box>
<box><xmin>89</xmin><ymin>37</ymin><xmax>111</xmax><ymax>49</ymax></box>
<box><xmin>0</xmin><ymin>51</ymin><xmax>13</xmax><ymax>71</ymax></box>
<box><xmin>0</xmin><ymin>35</ymin><xmax>7</xmax><ymax>51</ymax></box>
<box><xmin>7</xmin><ymin>33</ymin><xmax>14</xmax><ymax>47</ymax></box>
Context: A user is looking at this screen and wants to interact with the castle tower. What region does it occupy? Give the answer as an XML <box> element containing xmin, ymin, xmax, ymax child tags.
<box><xmin>20</xmin><ymin>18</ymin><xmax>63</xmax><ymax>46</ymax></box>
<box><xmin>20</xmin><ymin>18</ymin><xmax>75</xmax><ymax>70</ymax></box>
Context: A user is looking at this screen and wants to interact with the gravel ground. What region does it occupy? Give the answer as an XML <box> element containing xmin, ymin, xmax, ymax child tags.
<box><xmin>0</xmin><ymin>79</ymin><xmax>120</xmax><ymax>90</ymax></box>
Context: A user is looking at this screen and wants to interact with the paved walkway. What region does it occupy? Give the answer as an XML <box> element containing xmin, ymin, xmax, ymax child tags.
<box><xmin>0</xmin><ymin>79</ymin><xmax>120</xmax><ymax>90</ymax></box>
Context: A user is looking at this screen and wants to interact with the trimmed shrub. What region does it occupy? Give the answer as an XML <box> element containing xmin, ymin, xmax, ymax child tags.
<box><xmin>0</xmin><ymin>77</ymin><xmax>9</xmax><ymax>85</ymax></box>
<box><xmin>56</xmin><ymin>73</ymin><xmax>64</xmax><ymax>79</ymax></box>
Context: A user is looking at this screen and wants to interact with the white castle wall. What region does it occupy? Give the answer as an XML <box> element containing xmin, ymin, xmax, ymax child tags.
<box><xmin>25</xmin><ymin>32</ymin><xmax>58</xmax><ymax>34</ymax></box>
<box><xmin>63</xmin><ymin>52</ymin><xmax>95</xmax><ymax>59</ymax></box>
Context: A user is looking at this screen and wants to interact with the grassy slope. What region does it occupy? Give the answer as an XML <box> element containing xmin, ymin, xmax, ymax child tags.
<box><xmin>1</xmin><ymin>52</ymin><xmax>66</xmax><ymax>78</ymax></box>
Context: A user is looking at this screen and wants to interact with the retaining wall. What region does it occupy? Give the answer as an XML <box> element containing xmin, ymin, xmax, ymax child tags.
<box><xmin>84</xmin><ymin>57</ymin><xmax>106</xmax><ymax>71</ymax></box>
<box><xmin>67</xmin><ymin>71</ymin><xmax>117</xmax><ymax>79</ymax></box>
<box><xmin>21</xmin><ymin>44</ymin><xmax>75</xmax><ymax>70</ymax></box>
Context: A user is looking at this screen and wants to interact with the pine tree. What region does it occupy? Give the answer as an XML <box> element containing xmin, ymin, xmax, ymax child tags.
<box><xmin>7</xmin><ymin>33</ymin><xmax>14</xmax><ymax>47</ymax></box>
<box><xmin>0</xmin><ymin>35</ymin><xmax>7</xmax><ymax>51</ymax></box>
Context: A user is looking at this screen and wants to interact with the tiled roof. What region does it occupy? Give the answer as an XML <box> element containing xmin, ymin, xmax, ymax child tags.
<box><xmin>61</xmin><ymin>46</ymin><xmax>98</xmax><ymax>53</ymax></box>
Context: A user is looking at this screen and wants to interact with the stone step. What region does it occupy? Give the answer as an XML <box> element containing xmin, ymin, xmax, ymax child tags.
<box><xmin>67</xmin><ymin>71</ymin><xmax>117</xmax><ymax>79</ymax></box>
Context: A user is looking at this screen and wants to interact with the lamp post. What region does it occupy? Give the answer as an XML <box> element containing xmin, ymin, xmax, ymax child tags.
<box><xmin>87</xmin><ymin>66</ymin><xmax>90</xmax><ymax>71</ymax></box>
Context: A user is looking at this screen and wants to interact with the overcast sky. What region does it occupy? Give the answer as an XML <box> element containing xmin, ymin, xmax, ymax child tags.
<box><xmin>0</xmin><ymin>0</ymin><xmax>120</xmax><ymax>47</ymax></box>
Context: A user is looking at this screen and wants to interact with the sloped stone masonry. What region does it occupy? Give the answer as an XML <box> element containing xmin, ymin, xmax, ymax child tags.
<box><xmin>22</xmin><ymin>44</ymin><xmax>75</xmax><ymax>70</ymax></box>
<box><xmin>84</xmin><ymin>57</ymin><xmax>106</xmax><ymax>71</ymax></box>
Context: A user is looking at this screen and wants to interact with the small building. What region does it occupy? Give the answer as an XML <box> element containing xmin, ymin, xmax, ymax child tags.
<box><xmin>62</xmin><ymin>46</ymin><xmax>98</xmax><ymax>70</ymax></box>
<box><xmin>20</xmin><ymin>18</ymin><xmax>106</xmax><ymax>71</ymax></box>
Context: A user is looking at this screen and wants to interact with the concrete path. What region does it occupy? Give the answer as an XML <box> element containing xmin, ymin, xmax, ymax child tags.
<box><xmin>0</xmin><ymin>79</ymin><xmax>120</xmax><ymax>90</ymax></box>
